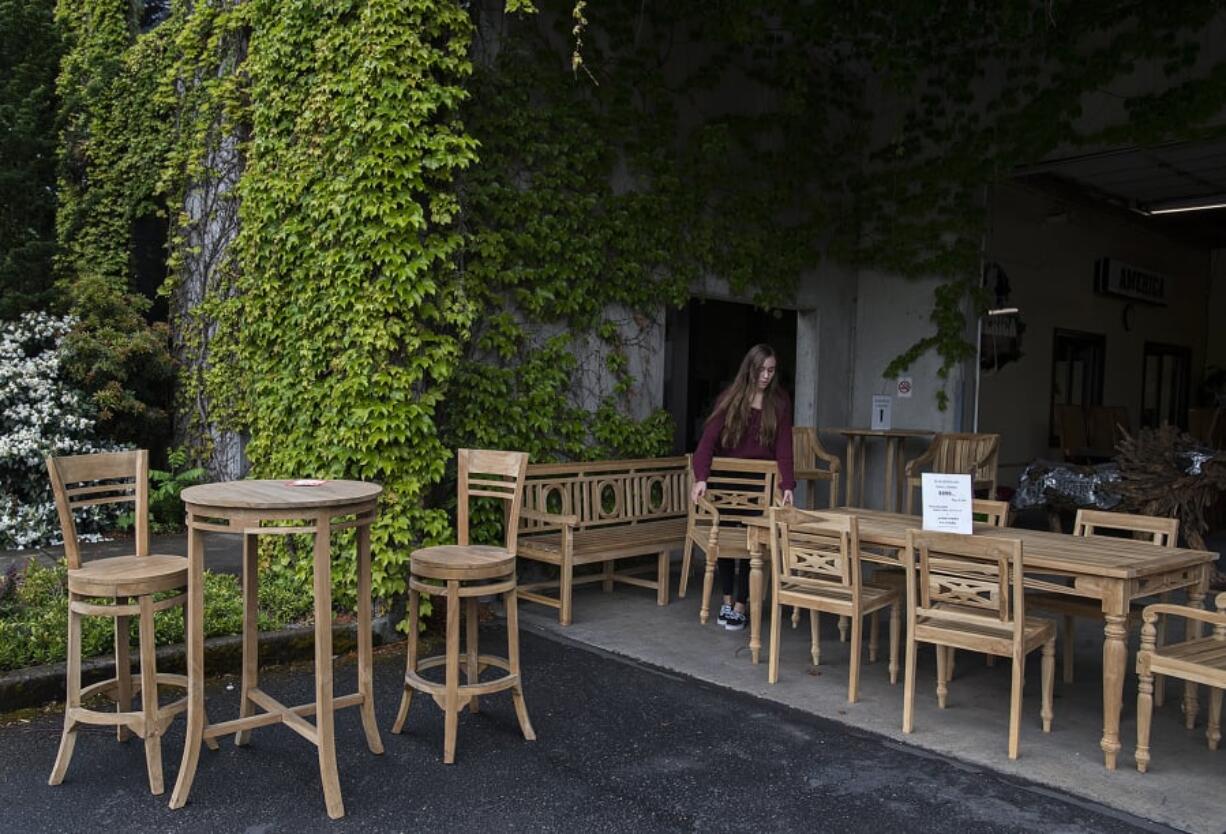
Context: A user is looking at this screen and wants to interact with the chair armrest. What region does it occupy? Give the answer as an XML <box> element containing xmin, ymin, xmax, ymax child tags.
<box><xmin>794</xmin><ymin>467</ymin><xmax>834</xmax><ymax>481</ymax></box>
<box><xmin>519</xmin><ymin>508</ymin><xmax>579</xmax><ymax>527</ymax></box>
<box><xmin>1140</xmin><ymin>602</ymin><xmax>1226</xmax><ymax>629</ymax></box>
<box><xmin>695</xmin><ymin>495</ymin><xmax>721</xmax><ymax>525</ymax></box>
<box><xmin>904</xmin><ymin>444</ymin><xmax>939</xmax><ymax>477</ymax></box>
<box><xmin>810</xmin><ymin>436</ymin><xmax>842</xmax><ymax>471</ymax></box>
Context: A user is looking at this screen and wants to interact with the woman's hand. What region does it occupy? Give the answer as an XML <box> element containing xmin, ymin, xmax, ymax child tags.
<box><xmin>781</xmin><ymin>489</ymin><xmax>794</xmax><ymax>506</ymax></box>
<box><xmin>690</xmin><ymin>480</ymin><xmax>707</xmax><ymax>504</ymax></box>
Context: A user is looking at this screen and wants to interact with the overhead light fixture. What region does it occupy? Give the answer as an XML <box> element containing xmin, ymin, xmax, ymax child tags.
<box><xmin>1142</xmin><ymin>194</ymin><xmax>1226</xmax><ymax>215</ymax></box>
<box><xmin>986</xmin><ymin>307</ymin><xmax>1019</xmax><ymax>316</ymax></box>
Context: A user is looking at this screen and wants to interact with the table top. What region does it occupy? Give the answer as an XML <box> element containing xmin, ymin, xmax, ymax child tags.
<box><xmin>181</xmin><ymin>479</ymin><xmax>382</xmax><ymax>510</ymax></box>
<box><xmin>745</xmin><ymin>507</ymin><xmax>1216</xmax><ymax>580</ymax></box>
<box><xmin>824</xmin><ymin>427</ymin><xmax>935</xmax><ymax>439</ymax></box>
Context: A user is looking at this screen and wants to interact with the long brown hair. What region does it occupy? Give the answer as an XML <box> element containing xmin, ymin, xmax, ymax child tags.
<box><xmin>707</xmin><ymin>344</ymin><xmax>785</xmax><ymax>448</ymax></box>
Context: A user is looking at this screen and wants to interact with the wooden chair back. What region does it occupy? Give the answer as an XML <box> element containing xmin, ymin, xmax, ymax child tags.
<box><xmin>456</xmin><ymin>449</ymin><xmax>529</xmax><ymax>553</ymax></box>
<box><xmin>46</xmin><ymin>450</ymin><xmax>150</xmax><ymax>569</ymax></box>
<box><xmin>1086</xmin><ymin>405</ymin><xmax>1129</xmax><ymax>453</ymax></box>
<box><xmin>768</xmin><ymin>506</ymin><xmax>861</xmax><ymax>599</ymax></box>
<box><xmin>1072</xmin><ymin>509</ymin><xmax>1178</xmax><ymax>548</ymax></box>
<box><xmin>1054</xmin><ymin>404</ymin><xmax>1088</xmax><ymax>454</ymax></box>
<box><xmin>972</xmin><ymin>499</ymin><xmax>1010</xmax><ymax>528</ymax></box>
<box><xmin>693</xmin><ymin>456</ymin><xmax>778</xmax><ymax>521</ymax></box>
<box><xmin>905</xmin><ymin>530</ymin><xmax>1025</xmax><ymax>647</ymax></box>
<box><xmin>931</xmin><ymin>433</ymin><xmax>1000</xmax><ymax>483</ymax></box>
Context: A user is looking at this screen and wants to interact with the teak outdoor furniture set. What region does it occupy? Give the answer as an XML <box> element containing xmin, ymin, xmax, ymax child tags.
<box><xmin>41</xmin><ymin>428</ymin><xmax>1219</xmax><ymax>817</ymax></box>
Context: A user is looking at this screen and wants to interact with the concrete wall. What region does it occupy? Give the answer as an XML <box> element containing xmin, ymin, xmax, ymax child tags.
<box><xmin>978</xmin><ymin>180</ymin><xmax>1213</xmax><ymax>487</ymax></box>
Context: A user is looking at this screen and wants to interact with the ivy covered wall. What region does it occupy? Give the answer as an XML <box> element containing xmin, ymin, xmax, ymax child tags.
<box><xmin>38</xmin><ymin>0</ymin><xmax>1226</xmax><ymax>606</ymax></box>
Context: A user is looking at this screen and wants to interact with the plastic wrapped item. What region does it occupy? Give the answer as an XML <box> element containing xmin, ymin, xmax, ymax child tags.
<box><xmin>1012</xmin><ymin>460</ymin><xmax>1123</xmax><ymax>511</ymax></box>
<box><xmin>1177</xmin><ymin>448</ymin><xmax>1216</xmax><ymax>476</ymax></box>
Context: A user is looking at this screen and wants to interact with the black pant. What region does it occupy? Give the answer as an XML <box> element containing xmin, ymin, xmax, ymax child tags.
<box><xmin>719</xmin><ymin>558</ymin><xmax>749</xmax><ymax>605</ymax></box>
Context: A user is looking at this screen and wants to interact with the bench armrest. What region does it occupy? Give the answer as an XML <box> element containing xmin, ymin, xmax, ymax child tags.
<box><xmin>520</xmin><ymin>508</ymin><xmax>579</xmax><ymax>527</ymax></box>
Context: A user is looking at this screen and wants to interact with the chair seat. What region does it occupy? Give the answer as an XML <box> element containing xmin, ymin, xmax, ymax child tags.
<box><xmin>914</xmin><ymin>604</ymin><xmax>1056</xmax><ymax>657</ymax></box>
<box><xmin>67</xmin><ymin>554</ymin><xmax>187</xmax><ymax>598</ymax></box>
<box><xmin>411</xmin><ymin>545</ymin><xmax>515</xmax><ymax>581</ymax></box>
<box><xmin>1148</xmin><ymin>636</ymin><xmax>1226</xmax><ymax>681</ymax></box>
<box><xmin>779</xmin><ymin>581</ymin><xmax>898</xmax><ymax>616</ymax></box>
<box><xmin>688</xmin><ymin>524</ymin><xmax>756</xmax><ymax>558</ymax></box>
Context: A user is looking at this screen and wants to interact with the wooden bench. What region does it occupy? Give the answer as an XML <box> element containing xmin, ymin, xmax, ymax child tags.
<box><xmin>516</xmin><ymin>457</ymin><xmax>690</xmax><ymax>625</ymax></box>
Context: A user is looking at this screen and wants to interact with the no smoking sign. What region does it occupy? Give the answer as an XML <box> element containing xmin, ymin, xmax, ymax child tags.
<box><xmin>896</xmin><ymin>377</ymin><xmax>913</xmax><ymax>398</ymax></box>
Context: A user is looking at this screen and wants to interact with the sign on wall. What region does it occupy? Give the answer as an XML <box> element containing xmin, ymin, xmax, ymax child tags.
<box><xmin>871</xmin><ymin>395</ymin><xmax>892</xmax><ymax>430</ymax></box>
<box><xmin>1093</xmin><ymin>258</ymin><xmax>1168</xmax><ymax>306</ymax></box>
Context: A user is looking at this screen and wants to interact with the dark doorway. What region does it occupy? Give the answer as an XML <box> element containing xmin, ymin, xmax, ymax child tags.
<box><xmin>664</xmin><ymin>298</ymin><xmax>797</xmax><ymax>453</ymax></box>
<box><xmin>1141</xmin><ymin>342</ymin><xmax>1192</xmax><ymax>430</ymax></box>
<box><xmin>1049</xmin><ymin>329</ymin><xmax>1106</xmax><ymax>447</ymax></box>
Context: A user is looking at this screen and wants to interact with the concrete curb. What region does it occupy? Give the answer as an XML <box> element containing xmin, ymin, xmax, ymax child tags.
<box><xmin>0</xmin><ymin>616</ymin><xmax>405</xmax><ymax>714</ymax></box>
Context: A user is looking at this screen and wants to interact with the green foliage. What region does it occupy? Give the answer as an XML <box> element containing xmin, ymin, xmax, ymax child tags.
<box><xmin>0</xmin><ymin>558</ymin><xmax>310</xmax><ymax>672</ymax></box>
<box><xmin>219</xmin><ymin>0</ymin><xmax>482</xmax><ymax>604</ymax></box>
<box><xmin>53</xmin><ymin>0</ymin><xmax>175</xmax><ymax>445</ymax></box>
<box><xmin>116</xmin><ymin>446</ymin><xmax>205</xmax><ymax>534</ymax></box>
<box><xmin>0</xmin><ymin>0</ymin><xmax>61</xmax><ymax>319</ymax></box>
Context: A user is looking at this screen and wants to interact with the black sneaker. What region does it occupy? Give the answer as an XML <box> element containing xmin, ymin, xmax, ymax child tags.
<box><xmin>725</xmin><ymin>609</ymin><xmax>747</xmax><ymax>631</ymax></box>
<box><xmin>716</xmin><ymin>603</ymin><xmax>733</xmax><ymax>625</ymax></box>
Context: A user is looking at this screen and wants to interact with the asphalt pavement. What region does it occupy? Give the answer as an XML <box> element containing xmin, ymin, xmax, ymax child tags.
<box><xmin>0</xmin><ymin>624</ymin><xmax>1175</xmax><ymax>834</ymax></box>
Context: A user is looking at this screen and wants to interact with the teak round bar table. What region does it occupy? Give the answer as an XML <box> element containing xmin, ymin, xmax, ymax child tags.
<box><xmin>826</xmin><ymin>428</ymin><xmax>934</xmax><ymax>512</ymax></box>
<box><xmin>169</xmin><ymin>480</ymin><xmax>384</xmax><ymax>820</ymax></box>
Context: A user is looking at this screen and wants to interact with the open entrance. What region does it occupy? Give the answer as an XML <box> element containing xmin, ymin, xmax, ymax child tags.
<box><xmin>664</xmin><ymin>298</ymin><xmax>797</xmax><ymax>453</ymax></box>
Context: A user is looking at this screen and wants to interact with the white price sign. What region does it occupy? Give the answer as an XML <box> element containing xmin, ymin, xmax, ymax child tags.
<box><xmin>921</xmin><ymin>473</ymin><xmax>973</xmax><ymax>535</ymax></box>
<box><xmin>870</xmin><ymin>396</ymin><xmax>892</xmax><ymax>430</ymax></box>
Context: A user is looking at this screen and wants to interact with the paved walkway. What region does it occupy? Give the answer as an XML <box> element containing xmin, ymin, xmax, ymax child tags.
<box><xmin>519</xmin><ymin>571</ymin><xmax>1224</xmax><ymax>834</ymax></box>
<box><xmin>1</xmin><ymin>626</ymin><xmax>1165</xmax><ymax>833</ymax></box>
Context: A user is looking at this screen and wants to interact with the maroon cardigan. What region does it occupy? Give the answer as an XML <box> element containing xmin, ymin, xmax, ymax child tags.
<box><xmin>692</xmin><ymin>393</ymin><xmax>795</xmax><ymax>491</ymax></box>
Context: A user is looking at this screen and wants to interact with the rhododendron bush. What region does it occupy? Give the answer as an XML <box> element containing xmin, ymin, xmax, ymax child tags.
<box><xmin>0</xmin><ymin>313</ymin><xmax>120</xmax><ymax>549</ymax></box>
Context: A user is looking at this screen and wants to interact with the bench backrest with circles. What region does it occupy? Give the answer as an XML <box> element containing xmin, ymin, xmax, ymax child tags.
<box><xmin>516</xmin><ymin>457</ymin><xmax>690</xmax><ymax>625</ymax></box>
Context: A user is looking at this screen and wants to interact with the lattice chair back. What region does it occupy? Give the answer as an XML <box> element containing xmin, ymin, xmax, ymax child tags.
<box><xmin>769</xmin><ymin>506</ymin><xmax>861</xmax><ymax>597</ymax></box>
<box><xmin>46</xmin><ymin>450</ymin><xmax>150</xmax><ymax>568</ymax></box>
<box><xmin>456</xmin><ymin>449</ymin><xmax>529</xmax><ymax>553</ymax></box>
<box><xmin>701</xmin><ymin>456</ymin><xmax>779</xmax><ymax>522</ymax></box>
<box><xmin>906</xmin><ymin>530</ymin><xmax>1025</xmax><ymax>644</ymax></box>
<box><xmin>1073</xmin><ymin>509</ymin><xmax>1178</xmax><ymax>548</ymax></box>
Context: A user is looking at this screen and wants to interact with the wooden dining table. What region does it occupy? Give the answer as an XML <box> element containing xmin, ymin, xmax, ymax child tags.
<box><xmin>740</xmin><ymin>507</ymin><xmax>1216</xmax><ymax>770</ymax></box>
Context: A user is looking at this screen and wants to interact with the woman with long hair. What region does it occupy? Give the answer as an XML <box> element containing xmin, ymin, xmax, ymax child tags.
<box><xmin>690</xmin><ymin>343</ymin><xmax>795</xmax><ymax>631</ymax></box>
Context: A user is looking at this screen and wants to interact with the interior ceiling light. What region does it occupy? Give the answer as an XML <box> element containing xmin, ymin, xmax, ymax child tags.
<box><xmin>1141</xmin><ymin>194</ymin><xmax>1226</xmax><ymax>215</ymax></box>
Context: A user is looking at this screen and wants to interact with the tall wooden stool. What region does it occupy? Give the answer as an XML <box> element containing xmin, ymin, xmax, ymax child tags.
<box><xmin>45</xmin><ymin>450</ymin><xmax>218</xmax><ymax>795</ymax></box>
<box><xmin>391</xmin><ymin>449</ymin><xmax>536</xmax><ymax>763</ymax></box>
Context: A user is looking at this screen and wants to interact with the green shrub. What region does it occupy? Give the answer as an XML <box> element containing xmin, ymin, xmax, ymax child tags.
<box><xmin>0</xmin><ymin>558</ymin><xmax>313</xmax><ymax>672</ymax></box>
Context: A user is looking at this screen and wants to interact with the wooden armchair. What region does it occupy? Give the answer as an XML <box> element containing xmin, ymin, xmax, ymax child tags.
<box><xmin>903</xmin><ymin>433</ymin><xmax>1000</xmax><ymax>514</ymax></box>
<box><xmin>767</xmin><ymin>507</ymin><xmax>900</xmax><ymax>702</ymax></box>
<box><xmin>902</xmin><ymin>530</ymin><xmax>1056</xmax><ymax>760</ymax></box>
<box><xmin>678</xmin><ymin>456</ymin><xmax>778</xmax><ymax>626</ymax></box>
<box><xmin>1135</xmin><ymin>592</ymin><xmax>1226</xmax><ymax>773</ymax></box>
<box><xmin>793</xmin><ymin>427</ymin><xmax>842</xmax><ymax>509</ymax></box>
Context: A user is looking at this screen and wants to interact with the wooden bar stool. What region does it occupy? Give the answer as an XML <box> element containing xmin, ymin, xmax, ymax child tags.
<box><xmin>45</xmin><ymin>450</ymin><xmax>218</xmax><ymax>794</ymax></box>
<box><xmin>391</xmin><ymin>449</ymin><xmax>536</xmax><ymax>763</ymax></box>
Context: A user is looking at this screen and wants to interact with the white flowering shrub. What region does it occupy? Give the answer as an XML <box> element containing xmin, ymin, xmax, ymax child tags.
<box><xmin>0</xmin><ymin>313</ymin><xmax>122</xmax><ymax>549</ymax></box>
